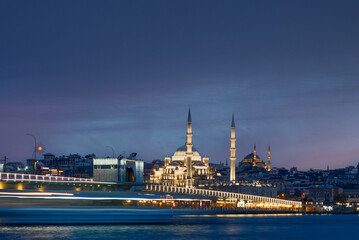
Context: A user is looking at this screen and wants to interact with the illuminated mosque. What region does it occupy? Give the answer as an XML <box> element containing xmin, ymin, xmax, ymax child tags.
<box><xmin>150</xmin><ymin>108</ymin><xmax>271</xmax><ymax>187</ymax></box>
<box><xmin>150</xmin><ymin>108</ymin><xmax>213</xmax><ymax>187</ymax></box>
<box><xmin>239</xmin><ymin>145</ymin><xmax>271</xmax><ymax>172</ymax></box>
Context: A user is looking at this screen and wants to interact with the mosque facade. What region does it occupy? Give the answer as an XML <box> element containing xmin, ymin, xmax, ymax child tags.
<box><xmin>150</xmin><ymin>109</ymin><xmax>213</xmax><ymax>187</ymax></box>
<box><xmin>238</xmin><ymin>145</ymin><xmax>271</xmax><ymax>172</ymax></box>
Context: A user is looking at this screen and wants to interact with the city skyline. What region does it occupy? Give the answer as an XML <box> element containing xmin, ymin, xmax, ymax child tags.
<box><xmin>1</xmin><ymin>0</ymin><xmax>359</xmax><ymax>170</ymax></box>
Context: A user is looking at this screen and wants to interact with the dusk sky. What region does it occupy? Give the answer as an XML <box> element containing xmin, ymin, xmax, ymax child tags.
<box><xmin>1</xmin><ymin>0</ymin><xmax>359</xmax><ymax>170</ymax></box>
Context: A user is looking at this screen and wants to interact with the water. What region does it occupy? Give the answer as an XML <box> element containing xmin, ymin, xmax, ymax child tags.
<box><xmin>0</xmin><ymin>214</ymin><xmax>357</xmax><ymax>240</ymax></box>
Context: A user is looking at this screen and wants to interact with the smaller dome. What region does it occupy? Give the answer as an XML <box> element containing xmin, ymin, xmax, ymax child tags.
<box><xmin>168</xmin><ymin>161</ymin><xmax>183</xmax><ymax>167</ymax></box>
<box><xmin>193</xmin><ymin>162</ymin><xmax>205</xmax><ymax>167</ymax></box>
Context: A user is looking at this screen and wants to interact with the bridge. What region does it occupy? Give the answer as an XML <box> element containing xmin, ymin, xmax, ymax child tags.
<box><xmin>0</xmin><ymin>172</ymin><xmax>94</xmax><ymax>183</ymax></box>
<box><xmin>146</xmin><ymin>184</ymin><xmax>302</xmax><ymax>209</ymax></box>
<box><xmin>0</xmin><ymin>172</ymin><xmax>302</xmax><ymax>210</ymax></box>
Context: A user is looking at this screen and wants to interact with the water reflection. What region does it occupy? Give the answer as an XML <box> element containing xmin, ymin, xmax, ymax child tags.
<box><xmin>1</xmin><ymin>215</ymin><xmax>358</xmax><ymax>240</ymax></box>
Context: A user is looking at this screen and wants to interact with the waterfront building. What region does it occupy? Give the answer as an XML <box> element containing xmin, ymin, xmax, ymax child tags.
<box><xmin>343</xmin><ymin>189</ymin><xmax>359</xmax><ymax>204</ymax></box>
<box><xmin>3</xmin><ymin>161</ymin><xmax>27</xmax><ymax>173</ymax></box>
<box><xmin>33</xmin><ymin>153</ymin><xmax>94</xmax><ymax>177</ymax></box>
<box><xmin>43</xmin><ymin>153</ymin><xmax>56</xmax><ymax>167</ymax></box>
<box><xmin>212</xmin><ymin>182</ymin><xmax>279</xmax><ymax>198</ymax></box>
<box><xmin>74</xmin><ymin>154</ymin><xmax>95</xmax><ymax>178</ymax></box>
<box><xmin>57</xmin><ymin>154</ymin><xmax>79</xmax><ymax>176</ymax></box>
<box><xmin>305</xmin><ymin>185</ymin><xmax>343</xmax><ymax>204</ymax></box>
<box><xmin>150</xmin><ymin>108</ymin><xmax>213</xmax><ymax>187</ymax></box>
<box><xmin>93</xmin><ymin>155</ymin><xmax>144</xmax><ymax>183</ymax></box>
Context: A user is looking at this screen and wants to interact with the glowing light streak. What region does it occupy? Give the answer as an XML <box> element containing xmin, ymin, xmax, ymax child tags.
<box><xmin>0</xmin><ymin>195</ymin><xmax>211</xmax><ymax>202</ymax></box>
<box><xmin>0</xmin><ymin>192</ymin><xmax>74</xmax><ymax>196</ymax></box>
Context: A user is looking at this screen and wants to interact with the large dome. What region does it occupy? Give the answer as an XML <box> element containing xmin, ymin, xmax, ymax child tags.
<box><xmin>173</xmin><ymin>145</ymin><xmax>201</xmax><ymax>157</ymax></box>
<box><xmin>244</xmin><ymin>153</ymin><xmax>261</xmax><ymax>160</ymax></box>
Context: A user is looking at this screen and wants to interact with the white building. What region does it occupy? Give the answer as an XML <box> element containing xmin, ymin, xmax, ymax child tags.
<box><xmin>93</xmin><ymin>157</ymin><xmax>144</xmax><ymax>183</ymax></box>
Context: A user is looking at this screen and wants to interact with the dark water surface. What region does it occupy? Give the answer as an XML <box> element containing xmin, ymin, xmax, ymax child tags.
<box><xmin>0</xmin><ymin>214</ymin><xmax>357</xmax><ymax>240</ymax></box>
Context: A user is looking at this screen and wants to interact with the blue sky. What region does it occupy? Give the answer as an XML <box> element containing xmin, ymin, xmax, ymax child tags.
<box><xmin>0</xmin><ymin>0</ymin><xmax>359</xmax><ymax>169</ymax></box>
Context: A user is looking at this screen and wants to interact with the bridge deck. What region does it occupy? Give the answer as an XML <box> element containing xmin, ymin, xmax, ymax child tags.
<box><xmin>0</xmin><ymin>172</ymin><xmax>94</xmax><ymax>183</ymax></box>
<box><xmin>146</xmin><ymin>184</ymin><xmax>302</xmax><ymax>207</ymax></box>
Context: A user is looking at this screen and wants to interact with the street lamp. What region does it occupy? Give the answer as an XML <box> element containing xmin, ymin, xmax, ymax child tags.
<box><xmin>37</xmin><ymin>145</ymin><xmax>43</xmax><ymax>152</ymax></box>
<box><xmin>106</xmin><ymin>146</ymin><xmax>115</xmax><ymax>158</ymax></box>
<box><xmin>26</xmin><ymin>133</ymin><xmax>37</xmax><ymax>174</ymax></box>
<box><xmin>26</xmin><ymin>133</ymin><xmax>44</xmax><ymax>174</ymax></box>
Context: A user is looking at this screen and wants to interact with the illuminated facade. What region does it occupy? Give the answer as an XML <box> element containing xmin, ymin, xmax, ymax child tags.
<box><xmin>240</xmin><ymin>144</ymin><xmax>271</xmax><ymax>170</ymax></box>
<box><xmin>151</xmin><ymin>108</ymin><xmax>213</xmax><ymax>187</ymax></box>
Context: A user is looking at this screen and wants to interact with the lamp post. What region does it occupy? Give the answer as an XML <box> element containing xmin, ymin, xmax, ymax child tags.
<box><xmin>26</xmin><ymin>133</ymin><xmax>37</xmax><ymax>174</ymax></box>
<box><xmin>106</xmin><ymin>146</ymin><xmax>115</xmax><ymax>158</ymax></box>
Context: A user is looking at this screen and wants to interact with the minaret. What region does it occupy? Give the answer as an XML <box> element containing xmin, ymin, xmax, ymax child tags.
<box><xmin>267</xmin><ymin>145</ymin><xmax>271</xmax><ymax>171</ymax></box>
<box><xmin>186</xmin><ymin>107</ymin><xmax>193</xmax><ymax>187</ymax></box>
<box><xmin>230</xmin><ymin>113</ymin><xmax>237</xmax><ymax>182</ymax></box>
<box><xmin>253</xmin><ymin>144</ymin><xmax>257</xmax><ymax>161</ymax></box>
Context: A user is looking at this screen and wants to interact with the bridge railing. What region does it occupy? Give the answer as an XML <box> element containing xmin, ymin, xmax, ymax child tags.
<box><xmin>145</xmin><ymin>184</ymin><xmax>302</xmax><ymax>207</ymax></box>
<box><xmin>0</xmin><ymin>172</ymin><xmax>94</xmax><ymax>183</ymax></box>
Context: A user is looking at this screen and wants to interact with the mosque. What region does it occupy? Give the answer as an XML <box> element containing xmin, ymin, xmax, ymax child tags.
<box><xmin>150</xmin><ymin>109</ymin><xmax>213</xmax><ymax>187</ymax></box>
<box><xmin>238</xmin><ymin>145</ymin><xmax>271</xmax><ymax>172</ymax></box>
<box><xmin>150</xmin><ymin>108</ymin><xmax>271</xmax><ymax>187</ymax></box>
